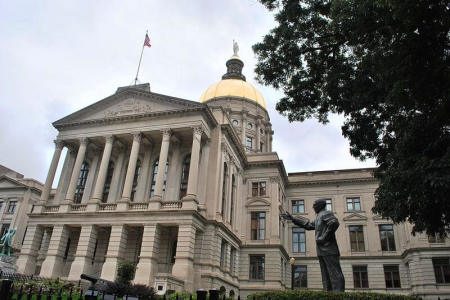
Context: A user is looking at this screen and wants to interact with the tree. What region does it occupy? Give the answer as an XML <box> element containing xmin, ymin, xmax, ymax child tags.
<box><xmin>253</xmin><ymin>0</ymin><xmax>450</xmax><ymax>235</ymax></box>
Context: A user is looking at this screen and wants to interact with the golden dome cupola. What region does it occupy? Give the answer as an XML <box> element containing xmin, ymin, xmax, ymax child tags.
<box><xmin>200</xmin><ymin>43</ymin><xmax>266</xmax><ymax>110</ymax></box>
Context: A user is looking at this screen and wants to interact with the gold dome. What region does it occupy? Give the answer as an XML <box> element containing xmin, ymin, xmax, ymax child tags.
<box><xmin>200</xmin><ymin>79</ymin><xmax>267</xmax><ymax>109</ymax></box>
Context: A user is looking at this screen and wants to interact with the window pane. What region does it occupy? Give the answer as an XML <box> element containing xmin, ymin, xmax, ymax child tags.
<box><xmin>299</xmin><ymin>200</ymin><xmax>305</xmax><ymax>213</ymax></box>
<box><xmin>259</xmin><ymin>182</ymin><xmax>266</xmax><ymax>196</ymax></box>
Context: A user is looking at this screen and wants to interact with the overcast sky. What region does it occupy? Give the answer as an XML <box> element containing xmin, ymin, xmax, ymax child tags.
<box><xmin>0</xmin><ymin>0</ymin><xmax>375</xmax><ymax>183</ymax></box>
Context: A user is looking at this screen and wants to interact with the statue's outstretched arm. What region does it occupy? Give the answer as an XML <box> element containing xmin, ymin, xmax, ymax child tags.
<box><xmin>292</xmin><ymin>216</ymin><xmax>315</xmax><ymax>230</ymax></box>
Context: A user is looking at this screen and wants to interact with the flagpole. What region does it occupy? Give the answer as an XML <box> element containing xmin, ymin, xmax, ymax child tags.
<box><xmin>134</xmin><ymin>30</ymin><xmax>147</xmax><ymax>85</ymax></box>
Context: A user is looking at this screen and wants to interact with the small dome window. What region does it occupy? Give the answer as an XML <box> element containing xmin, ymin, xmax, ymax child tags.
<box><xmin>260</xmin><ymin>128</ymin><xmax>264</xmax><ymax>134</ymax></box>
<box><xmin>247</xmin><ymin>123</ymin><xmax>253</xmax><ymax>130</ymax></box>
<box><xmin>232</xmin><ymin>120</ymin><xmax>239</xmax><ymax>126</ymax></box>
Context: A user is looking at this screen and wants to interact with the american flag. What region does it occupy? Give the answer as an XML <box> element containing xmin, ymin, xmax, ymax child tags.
<box><xmin>144</xmin><ymin>33</ymin><xmax>151</xmax><ymax>48</ymax></box>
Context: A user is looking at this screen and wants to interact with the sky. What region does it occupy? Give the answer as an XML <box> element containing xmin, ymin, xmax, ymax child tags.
<box><xmin>0</xmin><ymin>0</ymin><xmax>375</xmax><ymax>183</ymax></box>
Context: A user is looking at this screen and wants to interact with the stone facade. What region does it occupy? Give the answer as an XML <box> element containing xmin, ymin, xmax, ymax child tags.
<box><xmin>15</xmin><ymin>55</ymin><xmax>450</xmax><ymax>300</ymax></box>
<box><xmin>0</xmin><ymin>165</ymin><xmax>42</xmax><ymax>250</ymax></box>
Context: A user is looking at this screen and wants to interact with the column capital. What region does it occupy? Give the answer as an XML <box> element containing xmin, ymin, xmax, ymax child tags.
<box><xmin>105</xmin><ymin>135</ymin><xmax>115</xmax><ymax>144</ymax></box>
<box><xmin>54</xmin><ymin>140</ymin><xmax>65</xmax><ymax>149</ymax></box>
<box><xmin>161</xmin><ymin>129</ymin><xmax>172</xmax><ymax>139</ymax></box>
<box><xmin>79</xmin><ymin>137</ymin><xmax>89</xmax><ymax>146</ymax></box>
<box><xmin>192</xmin><ymin>126</ymin><xmax>203</xmax><ymax>136</ymax></box>
<box><xmin>132</xmin><ymin>132</ymin><xmax>142</xmax><ymax>143</ymax></box>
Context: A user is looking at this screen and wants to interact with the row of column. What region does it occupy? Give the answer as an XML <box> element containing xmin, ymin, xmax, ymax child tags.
<box><xmin>40</xmin><ymin>127</ymin><xmax>204</xmax><ymax>205</ymax></box>
<box><xmin>17</xmin><ymin>223</ymin><xmax>197</xmax><ymax>290</ymax></box>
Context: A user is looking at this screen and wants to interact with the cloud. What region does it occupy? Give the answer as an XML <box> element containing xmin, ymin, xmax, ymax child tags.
<box><xmin>0</xmin><ymin>0</ymin><xmax>375</xmax><ymax>182</ymax></box>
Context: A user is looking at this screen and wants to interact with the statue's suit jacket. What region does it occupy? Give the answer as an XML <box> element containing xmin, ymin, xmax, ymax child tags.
<box><xmin>291</xmin><ymin>210</ymin><xmax>340</xmax><ymax>256</ymax></box>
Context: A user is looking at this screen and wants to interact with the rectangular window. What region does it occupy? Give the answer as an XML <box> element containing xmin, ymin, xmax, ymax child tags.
<box><xmin>63</xmin><ymin>238</ymin><xmax>71</xmax><ymax>260</ymax></box>
<box><xmin>346</xmin><ymin>197</ymin><xmax>361</xmax><ymax>211</ymax></box>
<box><xmin>251</xmin><ymin>182</ymin><xmax>266</xmax><ymax>197</ymax></box>
<box><xmin>249</xmin><ymin>255</ymin><xmax>265</xmax><ymax>280</ymax></box>
<box><xmin>379</xmin><ymin>224</ymin><xmax>396</xmax><ymax>251</ymax></box>
<box><xmin>325</xmin><ymin>199</ymin><xmax>332</xmax><ymax>211</ymax></box>
<box><xmin>251</xmin><ymin>212</ymin><xmax>266</xmax><ymax>240</ymax></box>
<box><xmin>292</xmin><ymin>200</ymin><xmax>305</xmax><ymax>214</ymax></box>
<box><xmin>433</xmin><ymin>258</ymin><xmax>450</xmax><ymax>284</ymax></box>
<box><xmin>292</xmin><ymin>265</ymin><xmax>307</xmax><ymax>289</ymax></box>
<box><xmin>0</xmin><ymin>224</ymin><xmax>10</xmax><ymax>238</ymax></box>
<box><xmin>428</xmin><ymin>233</ymin><xmax>446</xmax><ymax>243</ymax></box>
<box><xmin>292</xmin><ymin>228</ymin><xmax>306</xmax><ymax>253</ymax></box>
<box><xmin>230</xmin><ymin>247</ymin><xmax>236</xmax><ymax>274</ymax></box>
<box><xmin>220</xmin><ymin>240</ymin><xmax>227</xmax><ymax>269</ymax></box>
<box><xmin>384</xmin><ymin>265</ymin><xmax>401</xmax><ymax>288</ymax></box>
<box><xmin>349</xmin><ymin>225</ymin><xmax>365</xmax><ymax>252</ymax></box>
<box><xmin>260</xmin><ymin>142</ymin><xmax>264</xmax><ymax>152</ymax></box>
<box><xmin>6</xmin><ymin>201</ymin><xmax>17</xmax><ymax>214</ymax></box>
<box><xmin>246</xmin><ymin>136</ymin><xmax>253</xmax><ymax>150</ymax></box>
<box><xmin>353</xmin><ymin>265</ymin><xmax>369</xmax><ymax>288</ymax></box>
<box><xmin>0</xmin><ymin>201</ymin><xmax>3</xmax><ymax>211</ymax></box>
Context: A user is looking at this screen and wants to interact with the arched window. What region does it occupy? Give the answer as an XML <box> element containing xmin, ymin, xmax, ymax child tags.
<box><xmin>130</xmin><ymin>159</ymin><xmax>141</xmax><ymax>201</ymax></box>
<box><xmin>179</xmin><ymin>154</ymin><xmax>191</xmax><ymax>199</ymax></box>
<box><xmin>221</xmin><ymin>163</ymin><xmax>228</xmax><ymax>219</ymax></box>
<box><xmin>74</xmin><ymin>161</ymin><xmax>89</xmax><ymax>203</ymax></box>
<box><xmin>102</xmin><ymin>161</ymin><xmax>114</xmax><ymax>203</ymax></box>
<box><xmin>150</xmin><ymin>158</ymin><xmax>169</xmax><ymax>197</ymax></box>
<box><xmin>230</xmin><ymin>174</ymin><xmax>236</xmax><ymax>225</ymax></box>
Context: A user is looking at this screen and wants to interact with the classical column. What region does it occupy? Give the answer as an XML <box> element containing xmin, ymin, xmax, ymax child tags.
<box><xmin>121</xmin><ymin>133</ymin><xmax>142</xmax><ymax>201</ymax></box>
<box><xmin>241</xmin><ymin>112</ymin><xmax>247</xmax><ymax>145</ymax></box>
<box><xmin>135</xmin><ymin>143</ymin><xmax>153</xmax><ymax>201</ymax></box>
<box><xmin>41</xmin><ymin>140</ymin><xmax>64</xmax><ymax>202</ymax></box>
<box><xmin>91</xmin><ymin>136</ymin><xmax>115</xmax><ymax>202</ymax></box>
<box><xmin>171</xmin><ymin>223</ymin><xmax>196</xmax><ymax>291</ymax></box>
<box><xmin>134</xmin><ymin>224</ymin><xmax>160</xmax><ymax>285</ymax></box>
<box><xmin>152</xmin><ymin>129</ymin><xmax>171</xmax><ymax>201</ymax></box>
<box><xmin>108</xmin><ymin>147</ymin><xmax>126</xmax><ymax>203</ymax></box>
<box><xmin>256</xmin><ymin>120</ymin><xmax>261</xmax><ymax>152</ymax></box>
<box><xmin>68</xmin><ymin>225</ymin><xmax>98</xmax><ymax>280</ymax></box>
<box><xmin>183</xmin><ymin>127</ymin><xmax>202</xmax><ymax>203</ymax></box>
<box><xmin>16</xmin><ymin>225</ymin><xmax>44</xmax><ymax>275</ymax></box>
<box><xmin>101</xmin><ymin>225</ymin><xmax>127</xmax><ymax>281</ymax></box>
<box><xmin>65</xmin><ymin>138</ymin><xmax>89</xmax><ymax>202</ymax></box>
<box><xmin>40</xmin><ymin>225</ymin><xmax>70</xmax><ymax>278</ymax></box>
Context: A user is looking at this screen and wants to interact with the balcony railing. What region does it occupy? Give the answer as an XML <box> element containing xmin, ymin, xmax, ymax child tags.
<box><xmin>43</xmin><ymin>205</ymin><xmax>59</xmax><ymax>213</ymax></box>
<box><xmin>129</xmin><ymin>202</ymin><xmax>148</xmax><ymax>210</ymax></box>
<box><xmin>71</xmin><ymin>204</ymin><xmax>87</xmax><ymax>212</ymax></box>
<box><xmin>160</xmin><ymin>201</ymin><xmax>182</xmax><ymax>209</ymax></box>
<box><xmin>99</xmin><ymin>203</ymin><xmax>117</xmax><ymax>211</ymax></box>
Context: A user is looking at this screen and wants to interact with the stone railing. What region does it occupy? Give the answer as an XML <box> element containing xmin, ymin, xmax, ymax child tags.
<box><xmin>160</xmin><ymin>201</ymin><xmax>182</xmax><ymax>209</ymax></box>
<box><xmin>99</xmin><ymin>203</ymin><xmax>117</xmax><ymax>211</ymax></box>
<box><xmin>71</xmin><ymin>204</ymin><xmax>87</xmax><ymax>212</ymax></box>
<box><xmin>43</xmin><ymin>205</ymin><xmax>59</xmax><ymax>213</ymax></box>
<box><xmin>129</xmin><ymin>202</ymin><xmax>148</xmax><ymax>210</ymax></box>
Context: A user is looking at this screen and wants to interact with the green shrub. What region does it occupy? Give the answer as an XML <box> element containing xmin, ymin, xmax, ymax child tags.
<box><xmin>117</xmin><ymin>261</ymin><xmax>136</xmax><ymax>285</ymax></box>
<box><xmin>248</xmin><ymin>290</ymin><xmax>418</xmax><ymax>300</ymax></box>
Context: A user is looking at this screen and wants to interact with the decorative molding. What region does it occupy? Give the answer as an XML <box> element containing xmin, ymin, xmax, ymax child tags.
<box><xmin>161</xmin><ymin>129</ymin><xmax>172</xmax><ymax>139</ymax></box>
<box><xmin>103</xmin><ymin>98</ymin><xmax>152</xmax><ymax>118</ymax></box>
<box><xmin>54</xmin><ymin>139</ymin><xmax>65</xmax><ymax>149</ymax></box>
<box><xmin>105</xmin><ymin>135</ymin><xmax>115</xmax><ymax>144</ymax></box>
<box><xmin>79</xmin><ymin>137</ymin><xmax>88</xmax><ymax>146</ymax></box>
<box><xmin>343</xmin><ymin>213</ymin><xmax>368</xmax><ymax>222</ymax></box>
<box><xmin>132</xmin><ymin>132</ymin><xmax>142</xmax><ymax>143</ymax></box>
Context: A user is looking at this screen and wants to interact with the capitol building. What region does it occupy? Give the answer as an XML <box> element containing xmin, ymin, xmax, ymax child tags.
<box><xmin>10</xmin><ymin>51</ymin><xmax>450</xmax><ymax>299</ymax></box>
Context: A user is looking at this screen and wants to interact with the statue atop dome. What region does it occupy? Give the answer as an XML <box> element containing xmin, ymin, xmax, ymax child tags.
<box><xmin>233</xmin><ymin>40</ymin><xmax>239</xmax><ymax>57</ymax></box>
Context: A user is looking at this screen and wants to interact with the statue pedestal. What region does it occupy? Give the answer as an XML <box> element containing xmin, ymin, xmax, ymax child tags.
<box><xmin>0</xmin><ymin>255</ymin><xmax>17</xmax><ymax>274</ymax></box>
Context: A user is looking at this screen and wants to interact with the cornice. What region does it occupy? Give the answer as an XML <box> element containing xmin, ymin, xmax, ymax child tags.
<box><xmin>54</xmin><ymin>107</ymin><xmax>217</xmax><ymax>130</ymax></box>
<box><xmin>246</xmin><ymin>159</ymin><xmax>289</xmax><ymax>186</ymax></box>
<box><xmin>288</xmin><ymin>177</ymin><xmax>377</xmax><ymax>187</ymax></box>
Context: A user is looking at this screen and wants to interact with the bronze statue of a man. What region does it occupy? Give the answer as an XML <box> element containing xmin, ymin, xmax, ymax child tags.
<box><xmin>283</xmin><ymin>198</ymin><xmax>345</xmax><ymax>292</ymax></box>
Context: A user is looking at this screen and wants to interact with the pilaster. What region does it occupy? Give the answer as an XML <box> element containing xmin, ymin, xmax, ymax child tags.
<box><xmin>101</xmin><ymin>225</ymin><xmax>128</xmax><ymax>281</ymax></box>
<box><xmin>68</xmin><ymin>225</ymin><xmax>98</xmax><ymax>280</ymax></box>
<box><xmin>16</xmin><ymin>225</ymin><xmax>44</xmax><ymax>275</ymax></box>
<box><xmin>134</xmin><ymin>225</ymin><xmax>160</xmax><ymax>285</ymax></box>
<box><xmin>172</xmin><ymin>223</ymin><xmax>196</xmax><ymax>291</ymax></box>
<box><xmin>40</xmin><ymin>225</ymin><xmax>70</xmax><ymax>278</ymax></box>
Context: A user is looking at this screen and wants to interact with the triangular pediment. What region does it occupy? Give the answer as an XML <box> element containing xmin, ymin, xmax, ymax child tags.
<box><xmin>53</xmin><ymin>86</ymin><xmax>205</xmax><ymax>126</ymax></box>
<box><xmin>0</xmin><ymin>176</ymin><xmax>25</xmax><ymax>189</ymax></box>
<box><xmin>343</xmin><ymin>213</ymin><xmax>368</xmax><ymax>222</ymax></box>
